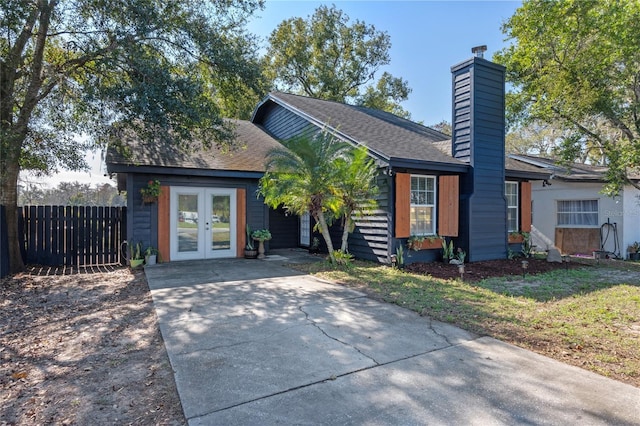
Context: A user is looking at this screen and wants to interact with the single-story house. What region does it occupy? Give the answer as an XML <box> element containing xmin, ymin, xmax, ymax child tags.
<box><xmin>508</xmin><ymin>154</ymin><xmax>640</xmax><ymax>259</ymax></box>
<box><xmin>106</xmin><ymin>55</ymin><xmax>549</xmax><ymax>264</ymax></box>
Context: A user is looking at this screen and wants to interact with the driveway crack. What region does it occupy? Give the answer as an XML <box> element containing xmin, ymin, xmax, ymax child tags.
<box><xmin>427</xmin><ymin>318</ymin><xmax>453</xmax><ymax>346</ymax></box>
<box><xmin>298</xmin><ymin>305</ymin><xmax>379</xmax><ymax>365</ymax></box>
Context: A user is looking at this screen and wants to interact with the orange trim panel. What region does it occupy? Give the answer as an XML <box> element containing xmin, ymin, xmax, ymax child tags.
<box><xmin>395</xmin><ymin>173</ymin><xmax>411</xmax><ymax>238</ymax></box>
<box><xmin>157</xmin><ymin>186</ymin><xmax>170</xmax><ymax>262</ymax></box>
<box><xmin>438</xmin><ymin>175</ymin><xmax>459</xmax><ymax>237</ymax></box>
<box><xmin>236</xmin><ymin>188</ymin><xmax>246</xmax><ymax>257</ymax></box>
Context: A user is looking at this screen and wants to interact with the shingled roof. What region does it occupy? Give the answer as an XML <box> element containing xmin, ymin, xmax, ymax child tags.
<box><xmin>255</xmin><ymin>92</ymin><xmax>466</xmax><ymax>166</ymax></box>
<box><xmin>421</xmin><ymin>137</ymin><xmax>551</xmax><ymax>180</ymax></box>
<box><xmin>508</xmin><ymin>154</ymin><xmax>640</xmax><ymax>182</ymax></box>
<box><xmin>106</xmin><ymin>119</ymin><xmax>282</xmax><ymax>174</ymax></box>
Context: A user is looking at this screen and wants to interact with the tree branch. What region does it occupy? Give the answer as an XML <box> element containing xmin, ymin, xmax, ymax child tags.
<box><xmin>552</xmin><ymin>106</ymin><xmax>604</xmax><ymax>145</ymax></box>
<box><xmin>17</xmin><ymin>0</ymin><xmax>57</xmax><ymax>135</ymax></box>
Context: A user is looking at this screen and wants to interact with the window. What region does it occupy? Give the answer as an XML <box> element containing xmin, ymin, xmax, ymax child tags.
<box><xmin>410</xmin><ymin>175</ymin><xmax>436</xmax><ymax>235</ymax></box>
<box><xmin>505</xmin><ymin>182</ymin><xmax>518</xmax><ymax>232</ymax></box>
<box><xmin>557</xmin><ymin>200</ymin><xmax>599</xmax><ymax>226</ymax></box>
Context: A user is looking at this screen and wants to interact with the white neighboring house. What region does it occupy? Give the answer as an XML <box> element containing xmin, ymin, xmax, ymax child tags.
<box><xmin>509</xmin><ymin>155</ymin><xmax>640</xmax><ymax>259</ymax></box>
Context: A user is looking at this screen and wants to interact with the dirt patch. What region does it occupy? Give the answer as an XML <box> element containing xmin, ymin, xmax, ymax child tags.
<box><xmin>0</xmin><ymin>266</ymin><xmax>185</xmax><ymax>425</ymax></box>
<box><xmin>404</xmin><ymin>257</ymin><xmax>583</xmax><ymax>282</ymax></box>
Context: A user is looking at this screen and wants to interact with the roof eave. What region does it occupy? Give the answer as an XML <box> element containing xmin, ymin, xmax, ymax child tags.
<box><xmin>106</xmin><ymin>164</ymin><xmax>264</xmax><ymax>179</ymax></box>
<box><xmin>389</xmin><ymin>157</ymin><xmax>469</xmax><ymax>173</ymax></box>
<box><xmin>505</xmin><ymin>169</ymin><xmax>552</xmax><ymax>180</ymax></box>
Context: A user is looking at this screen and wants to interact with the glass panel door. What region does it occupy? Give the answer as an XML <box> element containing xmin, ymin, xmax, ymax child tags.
<box><xmin>171</xmin><ymin>188</ymin><xmax>204</xmax><ymax>260</ymax></box>
<box><xmin>210</xmin><ymin>194</ymin><xmax>230</xmax><ymax>250</ymax></box>
<box><xmin>205</xmin><ymin>189</ymin><xmax>236</xmax><ymax>258</ymax></box>
<box><xmin>170</xmin><ymin>187</ymin><xmax>236</xmax><ymax>260</ymax></box>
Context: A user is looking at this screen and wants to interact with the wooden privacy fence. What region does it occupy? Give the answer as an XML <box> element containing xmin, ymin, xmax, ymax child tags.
<box><xmin>19</xmin><ymin>205</ymin><xmax>127</xmax><ymax>267</ymax></box>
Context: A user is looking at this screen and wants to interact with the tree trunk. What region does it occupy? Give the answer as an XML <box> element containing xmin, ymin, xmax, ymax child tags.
<box><xmin>314</xmin><ymin>209</ymin><xmax>336</xmax><ymax>264</ymax></box>
<box><xmin>1</xmin><ymin>162</ymin><xmax>25</xmax><ymax>273</ymax></box>
<box><xmin>339</xmin><ymin>214</ymin><xmax>353</xmax><ymax>253</ymax></box>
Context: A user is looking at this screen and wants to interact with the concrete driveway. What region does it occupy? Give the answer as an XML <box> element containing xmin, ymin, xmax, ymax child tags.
<box><xmin>144</xmin><ymin>250</ymin><xmax>640</xmax><ymax>425</ymax></box>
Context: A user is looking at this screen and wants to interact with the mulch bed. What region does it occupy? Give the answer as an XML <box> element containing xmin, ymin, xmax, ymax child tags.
<box><xmin>405</xmin><ymin>257</ymin><xmax>585</xmax><ymax>282</ymax></box>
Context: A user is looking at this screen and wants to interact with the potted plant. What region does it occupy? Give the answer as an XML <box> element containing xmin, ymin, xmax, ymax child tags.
<box><xmin>627</xmin><ymin>242</ymin><xmax>640</xmax><ymax>261</ymax></box>
<box><xmin>407</xmin><ymin>234</ymin><xmax>442</xmax><ymax>251</ymax></box>
<box><xmin>407</xmin><ymin>235</ymin><xmax>426</xmax><ymax>251</ymax></box>
<box><xmin>244</xmin><ymin>224</ymin><xmax>258</xmax><ymax>259</ymax></box>
<box><xmin>129</xmin><ymin>241</ymin><xmax>144</xmax><ymax>268</ymax></box>
<box><xmin>508</xmin><ymin>231</ymin><xmax>524</xmax><ymax>243</ymax></box>
<box><xmin>144</xmin><ymin>246</ymin><xmax>160</xmax><ymax>265</ymax></box>
<box><xmin>140</xmin><ymin>179</ymin><xmax>161</xmax><ymax>204</ymax></box>
<box><xmin>309</xmin><ymin>237</ymin><xmax>320</xmax><ymax>254</ymax></box>
<box><xmin>251</xmin><ymin>229</ymin><xmax>272</xmax><ymax>259</ymax></box>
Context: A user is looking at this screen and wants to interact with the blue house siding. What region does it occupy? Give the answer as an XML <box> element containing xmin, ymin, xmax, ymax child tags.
<box><xmin>268</xmin><ymin>206</ymin><xmax>299</xmax><ymax>249</ymax></box>
<box><xmin>256</xmin><ymin>103</ymin><xmax>393</xmax><ymax>263</ymax></box>
<box><xmin>260</xmin><ymin>103</ymin><xmax>317</xmax><ymax>141</ymax></box>
<box><xmin>348</xmin><ymin>173</ymin><xmax>391</xmax><ymax>263</ymax></box>
<box><xmin>452</xmin><ymin>57</ymin><xmax>507</xmax><ymax>262</ymax></box>
<box><xmin>127</xmin><ymin>173</ymin><xmax>264</xmax><ymax>256</ymax></box>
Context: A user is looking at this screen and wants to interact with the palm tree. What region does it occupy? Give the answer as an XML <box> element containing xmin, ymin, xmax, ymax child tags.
<box><xmin>259</xmin><ymin>132</ymin><xmax>351</xmax><ymax>264</ymax></box>
<box><xmin>335</xmin><ymin>146</ymin><xmax>379</xmax><ymax>253</ymax></box>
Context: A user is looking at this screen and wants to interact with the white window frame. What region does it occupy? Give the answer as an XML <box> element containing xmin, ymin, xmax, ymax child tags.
<box><xmin>556</xmin><ymin>199</ymin><xmax>599</xmax><ymax>227</ymax></box>
<box><xmin>410</xmin><ymin>175</ymin><xmax>437</xmax><ymax>236</ymax></box>
<box><xmin>505</xmin><ymin>181</ymin><xmax>519</xmax><ymax>233</ymax></box>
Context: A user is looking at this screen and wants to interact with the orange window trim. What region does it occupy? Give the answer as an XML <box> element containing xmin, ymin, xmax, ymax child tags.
<box><xmin>438</xmin><ymin>175</ymin><xmax>459</xmax><ymax>237</ymax></box>
<box><xmin>520</xmin><ymin>181</ymin><xmax>532</xmax><ymax>233</ymax></box>
<box><xmin>157</xmin><ymin>186</ymin><xmax>170</xmax><ymax>262</ymax></box>
<box><xmin>236</xmin><ymin>188</ymin><xmax>246</xmax><ymax>257</ymax></box>
<box><xmin>395</xmin><ymin>173</ymin><xmax>411</xmax><ymax>238</ymax></box>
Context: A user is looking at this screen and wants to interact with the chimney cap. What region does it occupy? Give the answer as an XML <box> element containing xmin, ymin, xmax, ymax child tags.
<box><xmin>471</xmin><ymin>45</ymin><xmax>487</xmax><ymax>58</ymax></box>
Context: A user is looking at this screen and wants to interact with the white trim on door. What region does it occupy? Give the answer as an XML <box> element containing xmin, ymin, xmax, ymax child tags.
<box><xmin>170</xmin><ymin>187</ymin><xmax>237</xmax><ymax>260</ymax></box>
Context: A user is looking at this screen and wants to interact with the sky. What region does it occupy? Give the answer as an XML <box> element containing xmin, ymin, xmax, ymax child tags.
<box><xmin>35</xmin><ymin>0</ymin><xmax>521</xmax><ymax>188</ymax></box>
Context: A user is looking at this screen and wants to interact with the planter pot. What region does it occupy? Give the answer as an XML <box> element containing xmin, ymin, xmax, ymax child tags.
<box><xmin>508</xmin><ymin>234</ymin><xmax>524</xmax><ymax>243</ymax></box>
<box><xmin>142</xmin><ymin>195</ymin><xmax>157</xmax><ymax>204</ymax></box>
<box><xmin>408</xmin><ymin>238</ymin><xmax>443</xmax><ymax>251</ymax></box>
<box><xmin>628</xmin><ymin>252</ymin><xmax>640</xmax><ymax>261</ymax></box>
<box><xmin>130</xmin><ymin>258</ymin><xmax>144</xmax><ymax>268</ymax></box>
<box><xmin>145</xmin><ymin>254</ymin><xmax>157</xmax><ymax>265</ymax></box>
<box><xmin>256</xmin><ymin>240</ymin><xmax>267</xmax><ymax>259</ymax></box>
<box><xmin>244</xmin><ymin>248</ymin><xmax>258</xmax><ymax>259</ymax></box>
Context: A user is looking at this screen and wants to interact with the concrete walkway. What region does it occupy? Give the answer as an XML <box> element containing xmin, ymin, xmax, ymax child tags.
<box><xmin>144</xmin><ymin>249</ymin><xmax>640</xmax><ymax>425</ymax></box>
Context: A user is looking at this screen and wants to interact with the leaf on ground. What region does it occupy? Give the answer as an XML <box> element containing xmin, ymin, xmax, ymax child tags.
<box><xmin>12</xmin><ymin>372</ymin><xmax>28</xmax><ymax>379</ymax></box>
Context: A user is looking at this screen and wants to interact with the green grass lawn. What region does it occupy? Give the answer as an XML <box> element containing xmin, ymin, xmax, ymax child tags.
<box><xmin>291</xmin><ymin>259</ymin><xmax>640</xmax><ymax>387</ymax></box>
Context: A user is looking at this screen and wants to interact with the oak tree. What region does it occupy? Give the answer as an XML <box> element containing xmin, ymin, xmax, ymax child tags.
<box><xmin>264</xmin><ymin>4</ymin><xmax>411</xmax><ymax>116</ymax></box>
<box><xmin>494</xmin><ymin>0</ymin><xmax>640</xmax><ymax>195</ymax></box>
<box><xmin>0</xmin><ymin>0</ymin><xmax>264</xmax><ymax>273</ymax></box>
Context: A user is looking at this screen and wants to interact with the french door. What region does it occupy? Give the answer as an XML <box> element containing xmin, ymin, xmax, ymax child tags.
<box><xmin>170</xmin><ymin>187</ymin><xmax>236</xmax><ymax>260</ymax></box>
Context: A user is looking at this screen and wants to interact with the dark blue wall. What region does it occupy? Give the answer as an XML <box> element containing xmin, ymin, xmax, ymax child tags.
<box><xmin>128</xmin><ymin>174</ymin><xmax>265</xmax><ymax>255</ymax></box>
<box><xmin>268</xmin><ymin>206</ymin><xmax>299</xmax><ymax>249</ymax></box>
<box><xmin>452</xmin><ymin>57</ymin><xmax>507</xmax><ymax>262</ymax></box>
<box><xmin>255</xmin><ymin>103</ymin><xmax>392</xmax><ymax>263</ymax></box>
<box><xmin>349</xmin><ymin>173</ymin><xmax>391</xmax><ymax>263</ymax></box>
<box><xmin>260</xmin><ymin>102</ymin><xmax>317</xmax><ymax>141</ymax></box>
